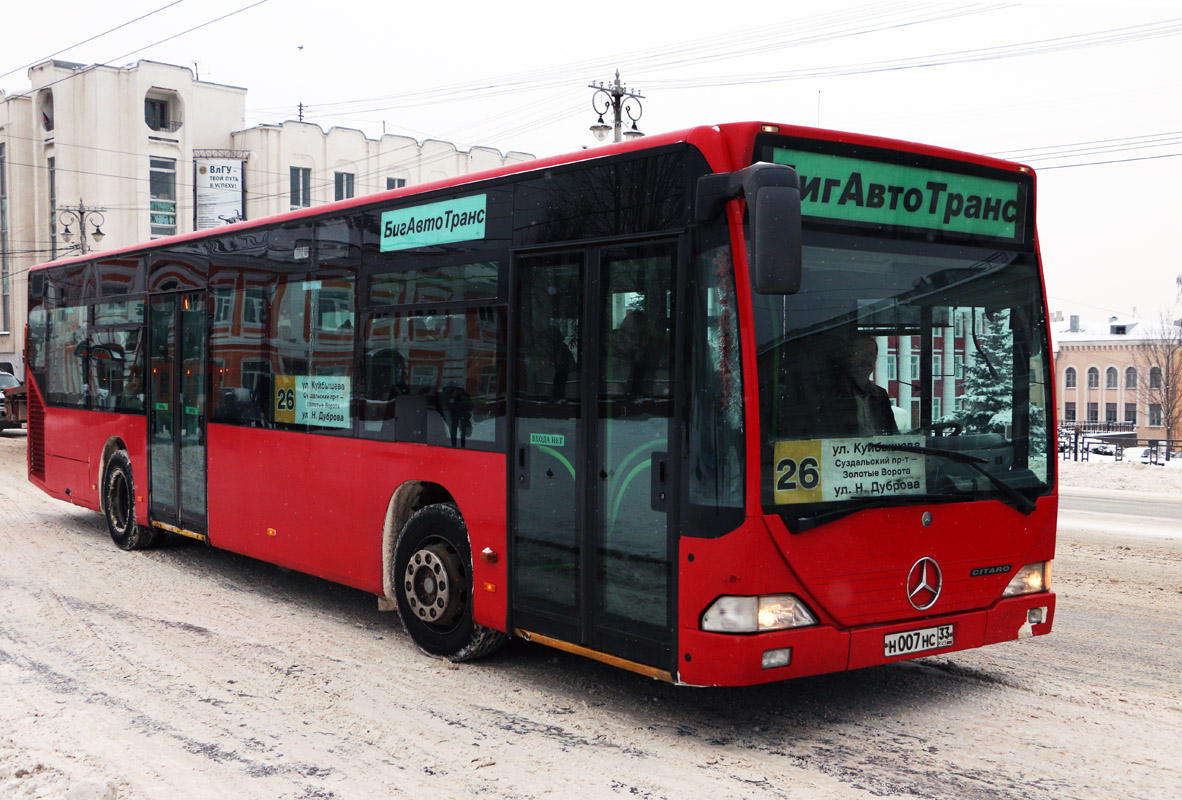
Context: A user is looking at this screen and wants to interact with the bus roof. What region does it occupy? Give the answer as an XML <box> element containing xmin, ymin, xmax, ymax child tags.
<box><xmin>32</xmin><ymin>121</ymin><xmax>1033</xmax><ymax>273</ymax></box>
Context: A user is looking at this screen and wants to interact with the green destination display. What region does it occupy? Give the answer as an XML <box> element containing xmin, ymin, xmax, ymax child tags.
<box><xmin>380</xmin><ymin>194</ymin><xmax>487</xmax><ymax>252</ymax></box>
<box><xmin>771</xmin><ymin>149</ymin><xmax>1024</xmax><ymax>241</ymax></box>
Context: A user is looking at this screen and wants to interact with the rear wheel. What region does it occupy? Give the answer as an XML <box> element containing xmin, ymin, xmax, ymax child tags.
<box><xmin>103</xmin><ymin>451</ymin><xmax>158</xmax><ymax>551</ymax></box>
<box><xmin>393</xmin><ymin>503</ymin><xmax>506</xmax><ymax>661</ymax></box>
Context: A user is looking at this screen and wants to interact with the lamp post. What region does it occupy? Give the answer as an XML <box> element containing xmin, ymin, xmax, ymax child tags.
<box><xmin>588</xmin><ymin>70</ymin><xmax>644</xmax><ymax>144</ymax></box>
<box><xmin>57</xmin><ymin>199</ymin><xmax>107</xmax><ymax>255</ymax></box>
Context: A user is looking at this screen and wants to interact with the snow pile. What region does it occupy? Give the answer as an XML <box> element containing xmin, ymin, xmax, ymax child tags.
<box><xmin>1057</xmin><ymin>453</ymin><xmax>1182</xmax><ymax>492</ymax></box>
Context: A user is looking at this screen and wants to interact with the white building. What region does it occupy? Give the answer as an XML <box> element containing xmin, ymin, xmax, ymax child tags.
<box><xmin>0</xmin><ymin>59</ymin><xmax>532</xmax><ymax>378</ymax></box>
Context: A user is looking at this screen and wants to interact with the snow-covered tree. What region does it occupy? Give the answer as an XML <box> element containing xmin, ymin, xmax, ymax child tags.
<box><xmin>958</xmin><ymin>310</ymin><xmax>1046</xmax><ymax>449</ymax></box>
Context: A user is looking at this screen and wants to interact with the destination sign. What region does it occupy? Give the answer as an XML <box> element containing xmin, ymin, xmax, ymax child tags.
<box><xmin>770</xmin><ymin>148</ymin><xmax>1026</xmax><ymax>242</ymax></box>
<box><xmin>773</xmin><ymin>435</ymin><xmax>927</xmax><ymax>505</ymax></box>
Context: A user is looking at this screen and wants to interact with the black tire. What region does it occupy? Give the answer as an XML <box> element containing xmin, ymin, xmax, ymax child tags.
<box><xmin>393</xmin><ymin>503</ymin><xmax>506</xmax><ymax>662</ymax></box>
<box><xmin>103</xmin><ymin>451</ymin><xmax>157</xmax><ymax>551</ymax></box>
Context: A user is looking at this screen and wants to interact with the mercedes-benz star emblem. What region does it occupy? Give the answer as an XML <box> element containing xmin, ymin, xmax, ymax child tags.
<box><xmin>907</xmin><ymin>557</ymin><xmax>942</xmax><ymax>610</ymax></box>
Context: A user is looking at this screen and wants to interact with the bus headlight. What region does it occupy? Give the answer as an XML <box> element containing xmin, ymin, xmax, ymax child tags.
<box><xmin>701</xmin><ymin>594</ymin><xmax>817</xmax><ymax>633</ymax></box>
<box><xmin>1002</xmin><ymin>561</ymin><xmax>1051</xmax><ymax>597</ymax></box>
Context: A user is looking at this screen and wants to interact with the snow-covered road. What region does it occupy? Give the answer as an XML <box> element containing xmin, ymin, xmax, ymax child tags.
<box><xmin>2</xmin><ymin>430</ymin><xmax>1180</xmax><ymax>800</ymax></box>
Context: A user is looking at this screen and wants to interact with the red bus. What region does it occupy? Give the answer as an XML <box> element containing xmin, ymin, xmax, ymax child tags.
<box><xmin>25</xmin><ymin>122</ymin><xmax>1055</xmax><ymax>685</ymax></box>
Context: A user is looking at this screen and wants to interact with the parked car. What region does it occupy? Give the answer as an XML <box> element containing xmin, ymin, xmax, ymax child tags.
<box><xmin>0</xmin><ymin>372</ymin><xmax>26</xmax><ymax>430</ymax></box>
<box><xmin>1137</xmin><ymin>444</ymin><xmax>1180</xmax><ymax>464</ymax></box>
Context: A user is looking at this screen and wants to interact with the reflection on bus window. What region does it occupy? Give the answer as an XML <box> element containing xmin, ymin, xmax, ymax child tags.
<box><xmin>362</xmin><ymin>308</ymin><xmax>504</xmax><ymax>448</ymax></box>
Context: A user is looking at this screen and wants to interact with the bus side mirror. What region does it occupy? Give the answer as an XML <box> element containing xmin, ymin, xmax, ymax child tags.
<box><xmin>695</xmin><ymin>163</ymin><xmax>802</xmax><ymax>295</ymax></box>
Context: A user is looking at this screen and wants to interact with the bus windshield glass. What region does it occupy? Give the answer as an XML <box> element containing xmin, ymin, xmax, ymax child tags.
<box><xmin>753</xmin><ymin>234</ymin><xmax>1052</xmax><ymax>519</ymax></box>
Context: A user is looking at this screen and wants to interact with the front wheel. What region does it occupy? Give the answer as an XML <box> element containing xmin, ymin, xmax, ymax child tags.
<box><xmin>103</xmin><ymin>451</ymin><xmax>158</xmax><ymax>551</ymax></box>
<box><xmin>393</xmin><ymin>503</ymin><xmax>506</xmax><ymax>662</ymax></box>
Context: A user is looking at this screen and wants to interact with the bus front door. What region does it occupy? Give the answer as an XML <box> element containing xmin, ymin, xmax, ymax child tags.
<box><xmin>148</xmin><ymin>292</ymin><xmax>208</xmax><ymax>537</ymax></box>
<box><xmin>512</xmin><ymin>241</ymin><xmax>678</xmax><ymax>672</ymax></box>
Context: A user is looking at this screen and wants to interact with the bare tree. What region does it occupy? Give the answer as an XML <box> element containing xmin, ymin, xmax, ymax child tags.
<box><xmin>1134</xmin><ymin>301</ymin><xmax>1182</xmax><ymax>458</ymax></box>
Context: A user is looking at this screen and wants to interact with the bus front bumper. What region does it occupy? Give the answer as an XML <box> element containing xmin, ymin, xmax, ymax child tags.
<box><xmin>675</xmin><ymin>592</ymin><xmax>1055</xmax><ymax>687</ymax></box>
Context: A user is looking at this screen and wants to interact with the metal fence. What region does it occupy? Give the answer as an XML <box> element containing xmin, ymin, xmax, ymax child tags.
<box><xmin>1058</xmin><ymin>422</ymin><xmax>1178</xmax><ymax>464</ymax></box>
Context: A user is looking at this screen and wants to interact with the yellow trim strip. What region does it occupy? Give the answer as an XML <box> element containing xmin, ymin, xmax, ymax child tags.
<box><xmin>515</xmin><ymin>628</ymin><xmax>673</xmax><ymax>683</ymax></box>
<box><xmin>150</xmin><ymin>520</ymin><xmax>208</xmax><ymax>542</ymax></box>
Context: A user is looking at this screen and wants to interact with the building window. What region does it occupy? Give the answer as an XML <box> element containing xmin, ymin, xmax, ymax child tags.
<box><xmin>887</xmin><ymin>354</ymin><xmax>897</xmax><ymax>381</ymax></box>
<box><xmin>954</xmin><ymin>312</ymin><xmax>964</xmax><ymax>338</ymax></box>
<box><xmin>1087</xmin><ymin>367</ymin><xmax>1099</xmax><ymax>388</ymax></box>
<box><xmin>1105</xmin><ymin>367</ymin><xmax>1118</xmax><ymax>389</ymax></box>
<box><xmin>910</xmin><ymin>354</ymin><xmax>920</xmax><ymax>382</ymax></box>
<box><xmin>1149</xmin><ymin>366</ymin><xmax>1163</xmax><ymax>389</ymax></box>
<box><xmin>1126</xmin><ymin>367</ymin><xmax>1138</xmax><ymax>389</ymax></box>
<box><xmin>1105</xmin><ymin>403</ymin><xmax>1117</xmax><ymax>423</ymax></box>
<box><xmin>387</xmin><ymin>177</ymin><xmax>406</xmax><ymax>191</ymax></box>
<box><xmin>39</xmin><ymin>90</ymin><xmax>54</xmax><ymax>132</ymax></box>
<box><xmin>149</xmin><ymin>158</ymin><xmax>177</xmax><ymax>238</ymax></box>
<box><xmin>1125</xmin><ymin>403</ymin><xmax>1137</xmax><ymax>425</ymax></box>
<box><xmin>1086</xmin><ymin>402</ymin><xmax>1098</xmax><ymax>422</ymax></box>
<box><xmin>1064</xmin><ymin>402</ymin><xmax>1076</xmax><ymax>422</ymax></box>
<box><xmin>334</xmin><ymin>172</ymin><xmax>355</xmax><ymax>201</ymax></box>
<box><xmin>213</xmin><ymin>292</ymin><xmax>233</xmax><ymax>324</ymax></box>
<box><xmin>933</xmin><ymin>354</ymin><xmax>943</xmax><ymax>379</ymax></box>
<box><xmin>1064</xmin><ymin>367</ymin><xmax>1076</xmax><ymax>388</ymax></box>
<box><xmin>290</xmin><ymin>167</ymin><xmax>311</xmax><ymax>209</ymax></box>
<box><xmin>145</xmin><ymin>98</ymin><xmax>169</xmax><ymax>130</ymax></box>
<box><xmin>954</xmin><ymin>354</ymin><xmax>964</xmax><ymax>379</ymax></box>
<box><xmin>144</xmin><ymin>90</ymin><xmax>182</xmax><ymax>132</ymax></box>
<box><xmin>932</xmin><ymin>396</ymin><xmax>942</xmax><ymax>419</ymax></box>
<box><xmin>1149</xmin><ymin>404</ymin><xmax>1163</xmax><ymax>427</ymax></box>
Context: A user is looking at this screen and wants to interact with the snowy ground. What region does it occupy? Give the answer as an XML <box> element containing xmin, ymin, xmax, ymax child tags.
<box><xmin>2</xmin><ymin>430</ymin><xmax>1180</xmax><ymax>799</ymax></box>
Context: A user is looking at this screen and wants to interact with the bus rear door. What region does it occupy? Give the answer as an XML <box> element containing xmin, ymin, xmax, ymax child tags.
<box><xmin>148</xmin><ymin>292</ymin><xmax>208</xmax><ymax>538</ymax></box>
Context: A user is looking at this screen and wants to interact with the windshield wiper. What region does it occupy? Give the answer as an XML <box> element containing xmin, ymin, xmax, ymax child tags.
<box><xmin>868</xmin><ymin>442</ymin><xmax>1037</xmax><ymax>514</ymax></box>
<box><xmin>786</xmin><ymin>493</ymin><xmax>963</xmax><ymax>533</ymax></box>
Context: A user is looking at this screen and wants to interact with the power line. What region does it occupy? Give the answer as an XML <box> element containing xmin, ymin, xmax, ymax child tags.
<box><xmin>0</xmin><ymin>1</ymin><xmax>187</xmax><ymax>82</ymax></box>
<box><xmin>1033</xmin><ymin>151</ymin><xmax>1182</xmax><ymax>171</ymax></box>
<box><xmin>270</xmin><ymin>2</ymin><xmax>1004</xmax><ymax>123</ymax></box>
<box><xmin>638</xmin><ymin>17</ymin><xmax>1182</xmax><ymax>89</ymax></box>
<box><xmin>3</xmin><ymin>0</ymin><xmax>270</xmax><ymax>101</ymax></box>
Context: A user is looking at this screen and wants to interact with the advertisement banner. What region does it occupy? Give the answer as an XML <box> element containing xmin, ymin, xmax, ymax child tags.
<box><xmin>195</xmin><ymin>159</ymin><xmax>244</xmax><ymax>229</ymax></box>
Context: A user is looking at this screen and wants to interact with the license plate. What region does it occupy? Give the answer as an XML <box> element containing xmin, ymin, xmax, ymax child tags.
<box><xmin>883</xmin><ymin>624</ymin><xmax>954</xmax><ymax>658</ymax></box>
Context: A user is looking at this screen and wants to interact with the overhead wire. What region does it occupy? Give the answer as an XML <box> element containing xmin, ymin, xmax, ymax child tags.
<box><xmin>639</xmin><ymin>17</ymin><xmax>1182</xmax><ymax>89</ymax></box>
<box><xmin>242</xmin><ymin>3</ymin><xmax>980</xmax><ymax>198</ymax></box>
<box><xmin>279</xmin><ymin>10</ymin><xmax>1182</xmax><ymax>156</ymax></box>
<box><xmin>0</xmin><ymin>0</ymin><xmax>188</xmax><ymax>82</ymax></box>
<box><xmin>3</xmin><ymin>0</ymin><xmax>270</xmax><ymax>100</ymax></box>
<box><xmin>278</xmin><ymin>3</ymin><xmax>1007</xmax><ymax>122</ymax></box>
<box><xmin>7</xmin><ymin>3</ymin><xmax>1182</xmax><ymax>233</ymax></box>
<box><xmin>988</xmin><ymin>130</ymin><xmax>1182</xmax><ymax>170</ymax></box>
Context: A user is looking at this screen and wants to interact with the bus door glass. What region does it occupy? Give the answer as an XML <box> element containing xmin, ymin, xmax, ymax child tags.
<box><xmin>149</xmin><ymin>292</ymin><xmax>207</xmax><ymax>534</ymax></box>
<box><xmin>512</xmin><ymin>241</ymin><xmax>677</xmax><ymax>669</ymax></box>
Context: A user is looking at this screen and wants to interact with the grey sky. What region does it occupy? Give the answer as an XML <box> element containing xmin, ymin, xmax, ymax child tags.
<box><xmin>4</xmin><ymin>0</ymin><xmax>1181</xmax><ymax>320</ymax></box>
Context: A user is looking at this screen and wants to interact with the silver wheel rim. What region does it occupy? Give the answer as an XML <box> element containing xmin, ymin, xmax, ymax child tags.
<box><xmin>403</xmin><ymin>541</ymin><xmax>464</xmax><ymax>628</ymax></box>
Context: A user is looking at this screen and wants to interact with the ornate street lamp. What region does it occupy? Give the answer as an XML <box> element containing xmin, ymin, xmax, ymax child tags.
<box><xmin>588</xmin><ymin>70</ymin><xmax>644</xmax><ymax>144</ymax></box>
<box><xmin>57</xmin><ymin>199</ymin><xmax>107</xmax><ymax>255</ymax></box>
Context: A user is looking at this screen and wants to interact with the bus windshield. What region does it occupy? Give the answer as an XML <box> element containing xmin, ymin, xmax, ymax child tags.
<box><xmin>753</xmin><ymin>233</ymin><xmax>1052</xmax><ymax>521</ymax></box>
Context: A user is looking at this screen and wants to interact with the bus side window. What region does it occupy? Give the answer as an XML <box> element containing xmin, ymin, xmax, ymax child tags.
<box><xmin>209</xmin><ymin>283</ymin><xmax>270</xmax><ymax>426</ymax></box>
<box><xmin>361</xmin><ymin>315</ymin><xmax>402</xmax><ymax>439</ymax></box>
<box><xmin>361</xmin><ymin>307</ymin><xmax>504</xmax><ymax>449</ymax></box>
